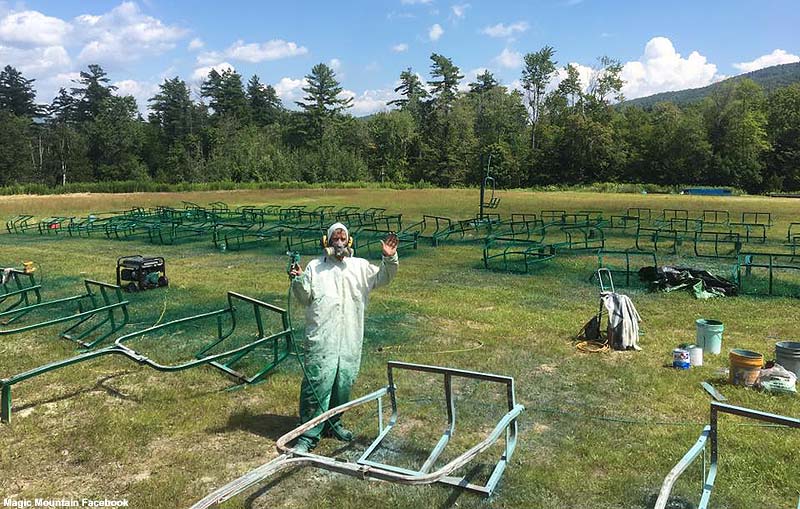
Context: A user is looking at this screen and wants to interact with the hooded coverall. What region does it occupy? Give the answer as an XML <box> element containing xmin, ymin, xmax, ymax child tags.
<box><xmin>291</xmin><ymin>250</ymin><xmax>398</xmax><ymax>445</ymax></box>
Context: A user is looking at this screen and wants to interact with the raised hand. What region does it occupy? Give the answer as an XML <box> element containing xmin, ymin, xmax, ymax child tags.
<box><xmin>380</xmin><ymin>233</ymin><xmax>399</xmax><ymax>257</ymax></box>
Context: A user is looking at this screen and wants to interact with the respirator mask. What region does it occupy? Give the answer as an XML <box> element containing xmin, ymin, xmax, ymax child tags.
<box><xmin>324</xmin><ymin>238</ymin><xmax>353</xmax><ymax>258</ymax></box>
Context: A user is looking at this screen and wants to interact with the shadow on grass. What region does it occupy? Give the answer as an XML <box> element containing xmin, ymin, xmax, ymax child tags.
<box><xmin>13</xmin><ymin>371</ymin><xmax>138</xmax><ymax>412</ymax></box>
<box><xmin>439</xmin><ymin>463</ymin><xmax>485</xmax><ymax>509</ymax></box>
<box><xmin>243</xmin><ymin>469</ymin><xmax>300</xmax><ymax>509</ymax></box>
<box><xmin>643</xmin><ymin>493</ymin><xmax>696</xmax><ymax>509</ymax></box>
<box><xmin>212</xmin><ymin>410</ymin><xmax>298</xmax><ymax>441</ymax></box>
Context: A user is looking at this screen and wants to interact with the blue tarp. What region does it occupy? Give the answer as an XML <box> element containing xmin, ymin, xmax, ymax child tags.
<box><xmin>683</xmin><ymin>188</ymin><xmax>732</xmax><ymax>196</ymax></box>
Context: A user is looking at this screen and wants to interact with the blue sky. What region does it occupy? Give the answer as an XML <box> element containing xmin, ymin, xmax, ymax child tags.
<box><xmin>1</xmin><ymin>0</ymin><xmax>798</xmax><ymax>115</ymax></box>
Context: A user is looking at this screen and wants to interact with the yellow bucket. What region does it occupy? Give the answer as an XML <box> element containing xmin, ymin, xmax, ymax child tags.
<box><xmin>729</xmin><ymin>349</ymin><xmax>763</xmax><ymax>386</ymax></box>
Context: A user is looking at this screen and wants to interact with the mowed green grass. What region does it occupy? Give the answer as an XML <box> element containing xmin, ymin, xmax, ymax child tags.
<box><xmin>0</xmin><ymin>189</ymin><xmax>798</xmax><ymax>509</ymax></box>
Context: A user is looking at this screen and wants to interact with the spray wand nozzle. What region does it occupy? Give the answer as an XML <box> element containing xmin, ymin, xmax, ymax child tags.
<box><xmin>286</xmin><ymin>251</ymin><xmax>301</xmax><ymax>278</ymax></box>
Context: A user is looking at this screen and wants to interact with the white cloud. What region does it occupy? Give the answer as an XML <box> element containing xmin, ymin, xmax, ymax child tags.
<box><xmin>481</xmin><ymin>21</ymin><xmax>529</xmax><ymax>38</ymax></box>
<box><xmin>198</xmin><ymin>39</ymin><xmax>307</xmax><ymax>65</ymax></box>
<box><xmin>226</xmin><ymin>39</ymin><xmax>308</xmax><ymax>63</ymax></box>
<box><xmin>392</xmin><ymin>43</ymin><xmax>409</xmax><ymax>53</ymax></box>
<box><xmin>451</xmin><ymin>4</ymin><xmax>469</xmax><ymax>19</ymax></box>
<box><xmin>733</xmin><ymin>49</ymin><xmax>800</xmax><ymax>73</ymax></box>
<box><xmin>75</xmin><ymin>1</ymin><xmax>188</xmax><ymax>63</ymax></box>
<box><xmin>342</xmin><ymin>88</ymin><xmax>400</xmax><ymax>116</ymax></box>
<box><xmin>191</xmin><ymin>62</ymin><xmax>234</xmax><ymax>84</ymax></box>
<box><xmin>0</xmin><ymin>10</ymin><xmax>72</xmax><ymax>46</ymax></box>
<box><xmin>188</xmin><ymin>37</ymin><xmax>204</xmax><ymax>50</ymax></box>
<box><xmin>329</xmin><ymin>58</ymin><xmax>342</xmax><ymax>71</ymax></box>
<box><xmin>549</xmin><ymin>62</ymin><xmax>594</xmax><ymax>94</ymax></box>
<box><xmin>0</xmin><ymin>44</ymin><xmax>71</xmax><ymax>76</ymax></box>
<box><xmin>428</xmin><ymin>23</ymin><xmax>444</xmax><ymax>41</ymax></box>
<box><xmin>494</xmin><ymin>48</ymin><xmax>522</xmax><ymax>69</ymax></box>
<box><xmin>459</xmin><ymin>67</ymin><xmax>487</xmax><ymax>92</ymax></box>
<box><xmin>195</xmin><ymin>50</ymin><xmax>223</xmax><ymax>66</ymax></box>
<box><xmin>274</xmin><ymin>76</ymin><xmax>306</xmax><ymax>104</ymax></box>
<box><xmin>620</xmin><ymin>36</ymin><xmax>721</xmax><ymax>99</ymax></box>
<box><xmin>35</xmin><ymin>71</ymin><xmax>82</xmax><ymax>105</ymax></box>
<box><xmin>386</xmin><ymin>11</ymin><xmax>415</xmax><ymax>20</ymax></box>
<box><xmin>113</xmin><ymin>78</ymin><xmax>159</xmax><ymax>114</ymax></box>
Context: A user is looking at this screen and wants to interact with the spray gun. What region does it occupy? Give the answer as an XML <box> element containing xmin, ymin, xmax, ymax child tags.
<box><xmin>286</xmin><ymin>251</ymin><xmax>301</xmax><ymax>278</ymax></box>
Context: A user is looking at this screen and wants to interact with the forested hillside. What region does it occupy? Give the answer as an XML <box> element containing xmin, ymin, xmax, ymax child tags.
<box><xmin>622</xmin><ymin>62</ymin><xmax>800</xmax><ymax>109</ymax></box>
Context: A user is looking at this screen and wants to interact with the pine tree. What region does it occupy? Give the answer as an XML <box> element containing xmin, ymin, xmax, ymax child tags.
<box><xmin>389</xmin><ymin>68</ymin><xmax>428</xmax><ymax>108</ymax></box>
<box><xmin>70</xmin><ymin>64</ymin><xmax>117</xmax><ymax>122</ymax></box>
<box><xmin>468</xmin><ymin>70</ymin><xmax>499</xmax><ymax>95</ymax></box>
<box><xmin>201</xmin><ymin>68</ymin><xmax>248</xmax><ymax>120</ymax></box>
<box><xmin>427</xmin><ymin>53</ymin><xmax>463</xmax><ymax>111</ymax></box>
<box><xmin>0</xmin><ymin>65</ymin><xmax>39</xmax><ymax>117</ymax></box>
<box><xmin>296</xmin><ymin>63</ymin><xmax>352</xmax><ymax>141</ymax></box>
<box><xmin>247</xmin><ymin>75</ymin><xmax>283</xmax><ymax>127</ymax></box>
<box><xmin>49</xmin><ymin>88</ymin><xmax>77</xmax><ymax>124</ymax></box>
<box><xmin>149</xmin><ymin>77</ymin><xmax>193</xmax><ymax>142</ymax></box>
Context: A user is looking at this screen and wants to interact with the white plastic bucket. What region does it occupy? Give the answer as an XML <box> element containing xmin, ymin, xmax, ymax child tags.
<box><xmin>689</xmin><ymin>345</ymin><xmax>703</xmax><ymax>366</ymax></box>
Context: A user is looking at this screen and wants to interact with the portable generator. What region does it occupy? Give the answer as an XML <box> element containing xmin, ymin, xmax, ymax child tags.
<box><xmin>116</xmin><ymin>255</ymin><xmax>168</xmax><ymax>292</ymax></box>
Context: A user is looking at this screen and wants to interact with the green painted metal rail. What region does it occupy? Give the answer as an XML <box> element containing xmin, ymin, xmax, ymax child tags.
<box><xmin>0</xmin><ymin>279</ymin><xmax>129</xmax><ymax>348</ymax></box>
<box><xmin>736</xmin><ymin>252</ymin><xmax>800</xmax><ymax>296</ymax></box>
<box><xmin>0</xmin><ymin>268</ymin><xmax>42</xmax><ymax>322</ymax></box>
<box><xmin>692</xmin><ymin>231</ymin><xmax>742</xmax><ymax>259</ymax></box>
<box><xmin>597</xmin><ymin>249</ymin><xmax>657</xmax><ymax>286</ymax></box>
<box><xmin>0</xmin><ymin>291</ymin><xmax>292</xmax><ymax>424</ymax></box>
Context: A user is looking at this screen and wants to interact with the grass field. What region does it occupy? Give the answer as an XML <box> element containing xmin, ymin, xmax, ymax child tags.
<box><xmin>0</xmin><ymin>188</ymin><xmax>798</xmax><ymax>509</ymax></box>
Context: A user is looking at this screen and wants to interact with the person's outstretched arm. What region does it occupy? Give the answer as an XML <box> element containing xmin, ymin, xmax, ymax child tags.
<box><xmin>367</xmin><ymin>233</ymin><xmax>399</xmax><ymax>290</ymax></box>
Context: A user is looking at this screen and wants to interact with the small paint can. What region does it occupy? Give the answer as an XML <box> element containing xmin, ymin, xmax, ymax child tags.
<box><xmin>689</xmin><ymin>345</ymin><xmax>703</xmax><ymax>367</ymax></box>
<box><xmin>673</xmin><ymin>348</ymin><xmax>691</xmax><ymax>369</ymax></box>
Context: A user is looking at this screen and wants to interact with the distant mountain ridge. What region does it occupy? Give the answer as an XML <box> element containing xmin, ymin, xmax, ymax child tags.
<box><xmin>620</xmin><ymin>61</ymin><xmax>800</xmax><ymax>109</ymax></box>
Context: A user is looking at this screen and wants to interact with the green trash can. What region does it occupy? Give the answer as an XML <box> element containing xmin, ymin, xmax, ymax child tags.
<box><xmin>696</xmin><ymin>319</ymin><xmax>724</xmax><ymax>355</ymax></box>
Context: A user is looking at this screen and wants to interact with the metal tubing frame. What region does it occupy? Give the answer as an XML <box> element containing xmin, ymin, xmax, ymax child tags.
<box><xmin>540</xmin><ymin>210</ymin><xmax>567</xmax><ymax>224</ymax></box>
<box><xmin>627</xmin><ymin>208</ymin><xmax>652</xmax><ymax>223</ymax></box>
<box><xmin>692</xmin><ymin>231</ymin><xmax>741</xmax><ymax>259</ymax></box>
<box><xmin>553</xmin><ymin>225</ymin><xmax>605</xmax><ymax>252</ymax></box>
<box><xmin>654</xmin><ymin>402</ymin><xmax>799</xmax><ymax>509</ymax></box>
<box><xmin>607</xmin><ymin>214</ymin><xmax>641</xmax><ymax>230</ymax></box>
<box><xmin>0</xmin><ymin>280</ymin><xmax>129</xmax><ymax>347</ymax></box>
<box><xmin>483</xmin><ymin>236</ymin><xmax>555</xmax><ymax>273</ymax></box>
<box><xmin>0</xmin><ymin>292</ymin><xmax>292</xmax><ymax>423</ymax></box>
<box><xmin>0</xmin><ymin>269</ymin><xmax>42</xmax><ymax>321</ymax></box>
<box><xmin>736</xmin><ymin>252</ymin><xmax>800</xmax><ymax>295</ymax></box>
<box><xmin>729</xmin><ymin>222</ymin><xmax>767</xmax><ymax>243</ymax></box>
<box><xmin>5</xmin><ymin>214</ymin><xmax>34</xmax><ymax>234</ymax></box>
<box><xmin>740</xmin><ymin>211</ymin><xmax>772</xmax><ymax>227</ymax></box>
<box><xmin>597</xmin><ymin>249</ymin><xmax>657</xmax><ymax>286</ymax></box>
<box><xmin>190</xmin><ymin>362</ymin><xmax>524</xmax><ymax>508</ymax></box>
<box><xmin>635</xmin><ymin>225</ymin><xmax>679</xmax><ymax>253</ymax></box>
<box><xmin>700</xmin><ymin>209</ymin><xmax>730</xmax><ymax>225</ymax></box>
<box><xmin>658</xmin><ymin>208</ymin><xmax>689</xmax><ymax>225</ymax></box>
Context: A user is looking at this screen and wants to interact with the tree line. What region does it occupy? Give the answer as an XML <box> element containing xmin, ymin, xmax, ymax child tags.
<box><xmin>1</xmin><ymin>48</ymin><xmax>799</xmax><ymax>192</ymax></box>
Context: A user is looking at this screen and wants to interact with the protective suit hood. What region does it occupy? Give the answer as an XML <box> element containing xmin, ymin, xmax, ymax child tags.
<box><xmin>327</xmin><ymin>222</ymin><xmax>349</xmax><ymax>242</ymax></box>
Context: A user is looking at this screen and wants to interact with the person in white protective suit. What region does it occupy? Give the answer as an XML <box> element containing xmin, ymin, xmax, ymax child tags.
<box><xmin>289</xmin><ymin>222</ymin><xmax>399</xmax><ymax>453</ymax></box>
